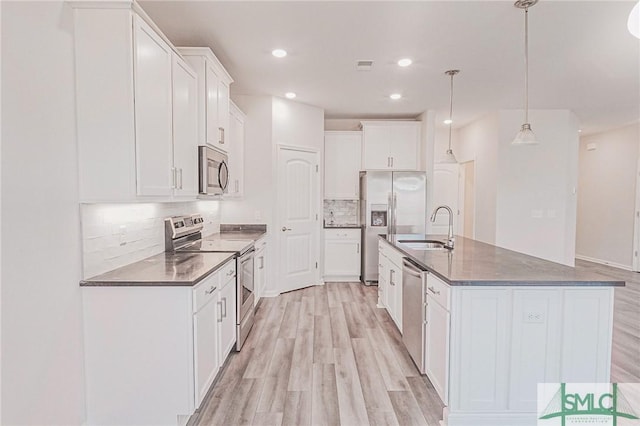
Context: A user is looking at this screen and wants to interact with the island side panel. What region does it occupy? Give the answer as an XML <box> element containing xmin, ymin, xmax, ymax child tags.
<box><xmin>447</xmin><ymin>286</ymin><xmax>615</xmax><ymax>426</ymax></box>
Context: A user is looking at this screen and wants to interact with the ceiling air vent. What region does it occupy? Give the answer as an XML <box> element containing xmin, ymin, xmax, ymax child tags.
<box><xmin>356</xmin><ymin>60</ymin><xmax>373</xmax><ymax>71</ymax></box>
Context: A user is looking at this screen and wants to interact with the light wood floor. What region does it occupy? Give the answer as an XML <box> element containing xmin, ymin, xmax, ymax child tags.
<box><xmin>193</xmin><ymin>262</ymin><xmax>640</xmax><ymax>425</ymax></box>
<box><xmin>192</xmin><ymin>282</ymin><xmax>443</xmax><ymax>426</ymax></box>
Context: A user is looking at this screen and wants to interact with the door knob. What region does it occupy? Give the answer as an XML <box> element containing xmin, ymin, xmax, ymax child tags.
<box><xmin>281</xmin><ymin>227</ymin><xmax>292</xmax><ymax>232</ymax></box>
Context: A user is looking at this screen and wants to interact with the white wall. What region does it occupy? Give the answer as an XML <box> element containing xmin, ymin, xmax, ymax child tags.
<box><xmin>494</xmin><ymin>110</ymin><xmax>579</xmax><ymax>266</ymax></box>
<box><xmin>455</xmin><ymin>112</ymin><xmax>500</xmax><ymax>244</ymax></box>
<box><xmin>221</xmin><ymin>96</ymin><xmax>324</xmax><ymax>296</ymax></box>
<box><xmin>576</xmin><ymin>123</ymin><xmax>640</xmax><ymax>269</ymax></box>
<box><xmin>2</xmin><ymin>2</ymin><xmax>86</xmax><ymax>423</ymax></box>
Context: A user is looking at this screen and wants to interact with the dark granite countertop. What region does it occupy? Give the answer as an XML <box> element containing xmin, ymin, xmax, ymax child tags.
<box><xmin>80</xmin><ymin>251</ymin><xmax>236</xmax><ymax>287</ymax></box>
<box><xmin>381</xmin><ymin>234</ymin><xmax>625</xmax><ymax>287</ymax></box>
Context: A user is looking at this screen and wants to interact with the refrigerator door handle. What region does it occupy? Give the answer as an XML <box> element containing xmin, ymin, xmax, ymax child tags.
<box><xmin>393</xmin><ymin>192</ymin><xmax>398</xmax><ymax>235</ymax></box>
<box><xmin>387</xmin><ymin>192</ymin><xmax>393</xmax><ymax>236</ymax></box>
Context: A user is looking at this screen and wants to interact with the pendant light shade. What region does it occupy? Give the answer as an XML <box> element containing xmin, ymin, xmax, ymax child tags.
<box><xmin>629</xmin><ymin>1</ymin><xmax>640</xmax><ymax>39</ymax></box>
<box><xmin>438</xmin><ymin>69</ymin><xmax>460</xmax><ymax>164</ymax></box>
<box><xmin>513</xmin><ymin>0</ymin><xmax>539</xmax><ymax>145</ymax></box>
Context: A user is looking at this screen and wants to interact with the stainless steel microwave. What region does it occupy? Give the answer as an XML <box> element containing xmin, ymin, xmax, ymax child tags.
<box><xmin>199</xmin><ymin>146</ymin><xmax>229</xmax><ymax>196</ymax></box>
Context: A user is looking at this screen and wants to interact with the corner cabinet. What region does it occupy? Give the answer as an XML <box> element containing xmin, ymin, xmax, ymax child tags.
<box><xmin>323</xmin><ymin>228</ymin><xmax>361</xmax><ymax>281</ymax></box>
<box><xmin>71</xmin><ymin>3</ymin><xmax>199</xmax><ymax>202</ymax></box>
<box><xmin>226</xmin><ymin>101</ymin><xmax>246</xmax><ymax>198</ymax></box>
<box><xmin>178</xmin><ymin>47</ymin><xmax>234</xmax><ymax>153</ymax></box>
<box><xmin>324</xmin><ymin>131</ymin><xmax>362</xmax><ymax>200</ymax></box>
<box><xmin>361</xmin><ymin>121</ymin><xmax>420</xmax><ymax>171</ymax></box>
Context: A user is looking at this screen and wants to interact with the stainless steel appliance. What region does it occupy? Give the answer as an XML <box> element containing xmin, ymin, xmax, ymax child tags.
<box><xmin>199</xmin><ymin>146</ymin><xmax>229</xmax><ymax>196</ymax></box>
<box><xmin>164</xmin><ymin>214</ymin><xmax>255</xmax><ymax>350</ymax></box>
<box><xmin>402</xmin><ymin>258</ymin><xmax>427</xmax><ymax>374</ymax></box>
<box><xmin>360</xmin><ymin>171</ymin><xmax>427</xmax><ymax>283</ymax></box>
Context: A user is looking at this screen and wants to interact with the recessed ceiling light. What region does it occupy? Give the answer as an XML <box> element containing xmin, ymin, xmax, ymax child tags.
<box><xmin>443</xmin><ymin>119</ymin><xmax>453</xmax><ymax>125</ymax></box>
<box><xmin>578</xmin><ymin>129</ymin><xmax>582</xmax><ymax>133</ymax></box>
<box><xmin>389</xmin><ymin>93</ymin><xmax>402</xmax><ymax>100</ymax></box>
<box><xmin>285</xmin><ymin>92</ymin><xmax>296</xmax><ymax>99</ymax></box>
<box><xmin>272</xmin><ymin>49</ymin><xmax>287</xmax><ymax>58</ymax></box>
<box><xmin>398</xmin><ymin>58</ymin><xmax>413</xmax><ymax>67</ymax></box>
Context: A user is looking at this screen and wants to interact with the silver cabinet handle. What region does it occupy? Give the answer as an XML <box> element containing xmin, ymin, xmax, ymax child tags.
<box><xmin>171</xmin><ymin>167</ymin><xmax>177</xmax><ymax>189</ymax></box>
<box><xmin>428</xmin><ymin>286</ymin><xmax>440</xmax><ymax>295</ymax></box>
<box><xmin>356</xmin><ymin>243</ymin><xmax>360</xmax><ymax>254</ymax></box>
<box><xmin>387</xmin><ymin>157</ymin><xmax>391</xmax><ymax>167</ymax></box>
<box><xmin>260</xmin><ymin>256</ymin><xmax>265</xmax><ymax>269</ymax></box>
<box><xmin>282</xmin><ymin>227</ymin><xmax>292</xmax><ymax>232</ymax></box>
<box><xmin>227</xmin><ymin>269</ymin><xmax>235</xmax><ymax>276</ymax></box>
<box><xmin>222</xmin><ymin>297</ymin><xmax>227</xmax><ymax>318</ymax></box>
<box><xmin>391</xmin><ymin>157</ymin><xmax>394</xmax><ymax>167</ymax></box>
<box><xmin>205</xmin><ymin>285</ymin><xmax>217</xmax><ymax>295</ymax></box>
<box><xmin>217</xmin><ymin>301</ymin><xmax>223</xmax><ymax>322</ymax></box>
<box><xmin>235</xmin><ymin>180</ymin><xmax>239</xmax><ymax>192</ymax></box>
<box><xmin>390</xmin><ymin>269</ymin><xmax>395</xmax><ymax>286</ymax></box>
<box><xmin>178</xmin><ymin>168</ymin><xmax>183</xmax><ymax>189</ymax></box>
<box><xmin>219</xmin><ymin>127</ymin><xmax>225</xmax><ymax>144</ymax></box>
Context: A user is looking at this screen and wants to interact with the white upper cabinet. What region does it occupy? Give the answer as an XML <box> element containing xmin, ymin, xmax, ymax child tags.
<box><xmin>133</xmin><ymin>15</ymin><xmax>173</xmax><ymax>197</ymax></box>
<box><xmin>71</xmin><ymin>3</ymin><xmax>199</xmax><ymax>202</ymax></box>
<box><xmin>171</xmin><ymin>54</ymin><xmax>199</xmax><ymax>197</ymax></box>
<box><xmin>324</xmin><ymin>131</ymin><xmax>362</xmax><ymax>200</ymax></box>
<box><xmin>226</xmin><ymin>101</ymin><xmax>245</xmax><ymax>198</ymax></box>
<box><xmin>179</xmin><ymin>47</ymin><xmax>233</xmax><ymax>153</ymax></box>
<box><xmin>361</xmin><ymin>121</ymin><xmax>421</xmax><ymax>171</ymax></box>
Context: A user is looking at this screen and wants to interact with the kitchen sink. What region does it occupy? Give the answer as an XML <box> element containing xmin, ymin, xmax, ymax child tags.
<box><xmin>397</xmin><ymin>239</ymin><xmax>448</xmax><ymax>250</ymax></box>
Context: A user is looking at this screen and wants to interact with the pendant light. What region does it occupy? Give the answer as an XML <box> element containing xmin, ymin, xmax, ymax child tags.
<box><xmin>629</xmin><ymin>1</ymin><xmax>640</xmax><ymax>39</ymax></box>
<box><xmin>513</xmin><ymin>0</ymin><xmax>539</xmax><ymax>145</ymax></box>
<box><xmin>439</xmin><ymin>69</ymin><xmax>460</xmax><ymax>164</ymax></box>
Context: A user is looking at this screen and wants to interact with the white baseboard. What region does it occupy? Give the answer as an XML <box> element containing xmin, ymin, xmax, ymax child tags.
<box><xmin>261</xmin><ymin>290</ymin><xmax>281</xmax><ymax>298</ymax></box>
<box><xmin>575</xmin><ymin>254</ymin><xmax>633</xmax><ymax>271</ymax></box>
<box><xmin>323</xmin><ymin>275</ymin><xmax>361</xmax><ymax>282</ymax></box>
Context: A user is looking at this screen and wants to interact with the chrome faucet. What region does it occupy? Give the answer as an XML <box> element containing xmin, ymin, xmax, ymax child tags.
<box><xmin>430</xmin><ymin>205</ymin><xmax>455</xmax><ymax>249</ymax></box>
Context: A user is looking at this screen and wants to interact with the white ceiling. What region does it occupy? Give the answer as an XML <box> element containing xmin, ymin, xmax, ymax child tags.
<box><xmin>140</xmin><ymin>0</ymin><xmax>640</xmax><ymax>135</ymax></box>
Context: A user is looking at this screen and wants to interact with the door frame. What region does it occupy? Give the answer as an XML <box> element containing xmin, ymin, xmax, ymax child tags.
<box><xmin>276</xmin><ymin>144</ymin><xmax>322</xmax><ymax>294</ymax></box>
<box><xmin>633</xmin><ymin>156</ymin><xmax>640</xmax><ymax>271</ymax></box>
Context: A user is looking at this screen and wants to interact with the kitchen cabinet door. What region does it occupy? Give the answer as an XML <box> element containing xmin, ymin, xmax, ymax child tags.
<box><xmin>218</xmin><ymin>275</ymin><xmax>237</xmax><ymax>362</ymax></box>
<box><xmin>387</xmin><ymin>259</ymin><xmax>403</xmax><ymax>332</ymax></box>
<box><xmin>324</xmin><ymin>131</ymin><xmax>362</xmax><ymax>199</ymax></box>
<box><xmin>389</xmin><ymin>123</ymin><xmax>420</xmax><ymax>170</ymax></box>
<box><xmin>193</xmin><ymin>291</ymin><xmax>219</xmax><ymax>407</ymax></box>
<box><xmin>227</xmin><ymin>102</ymin><xmax>245</xmax><ymax>197</ymax></box>
<box><xmin>171</xmin><ymin>54</ymin><xmax>198</xmax><ymax>197</ymax></box>
<box><xmin>133</xmin><ymin>15</ymin><xmax>173</xmax><ymax>196</ymax></box>
<box><xmin>324</xmin><ymin>240</ymin><xmax>361</xmax><ymax>276</ymax></box>
<box><xmin>255</xmin><ymin>238</ymin><xmax>267</xmax><ymax>302</ymax></box>
<box><xmin>206</xmin><ymin>63</ymin><xmax>221</xmax><ymax>149</ymax></box>
<box><xmin>362</xmin><ymin>125</ymin><xmax>390</xmax><ymax>170</ymax></box>
<box><xmin>425</xmin><ymin>294</ymin><xmax>450</xmax><ymax>405</ymax></box>
<box><xmin>217</xmin><ymin>80</ymin><xmax>230</xmax><ymax>148</ymax></box>
<box><xmin>378</xmin><ymin>253</ymin><xmax>389</xmax><ymax>308</ymax></box>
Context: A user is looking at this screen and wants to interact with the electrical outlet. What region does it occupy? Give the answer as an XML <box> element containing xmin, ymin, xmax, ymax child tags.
<box><xmin>524</xmin><ymin>310</ymin><xmax>545</xmax><ymax>323</ymax></box>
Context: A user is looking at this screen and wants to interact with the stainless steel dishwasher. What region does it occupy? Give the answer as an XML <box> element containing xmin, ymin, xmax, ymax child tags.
<box><xmin>402</xmin><ymin>258</ymin><xmax>427</xmax><ymax>374</ymax></box>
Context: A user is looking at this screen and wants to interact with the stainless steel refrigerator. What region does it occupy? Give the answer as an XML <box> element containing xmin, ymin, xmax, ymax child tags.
<box><xmin>360</xmin><ymin>171</ymin><xmax>427</xmax><ymax>284</ymax></box>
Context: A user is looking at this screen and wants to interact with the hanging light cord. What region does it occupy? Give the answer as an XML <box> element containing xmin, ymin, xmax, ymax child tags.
<box><xmin>524</xmin><ymin>6</ymin><xmax>529</xmax><ymax>124</ymax></box>
<box><xmin>448</xmin><ymin>72</ymin><xmax>454</xmax><ymax>151</ymax></box>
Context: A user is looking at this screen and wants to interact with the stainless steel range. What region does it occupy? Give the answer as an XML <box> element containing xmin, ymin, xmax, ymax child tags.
<box><xmin>164</xmin><ymin>214</ymin><xmax>255</xmax><ymax>350</ymax></box>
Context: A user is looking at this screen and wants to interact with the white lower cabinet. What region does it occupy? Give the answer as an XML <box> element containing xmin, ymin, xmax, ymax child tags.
<box><xmin>218</xmin><ymin>262</ymin><xmax>237</xmax><ymax>361</ymax></box>
<box><xmin>378</xmin><ymin>240</ymin><xmax>403</xmax><ymax>332</ymax></box>
<box><xmin>82</xmin><ymin>258</ymin><xmax>237</xmax><ymax>425</ymax></box>
<box><xmin>425</xmin><ymin>274</ymin><xmax>450</xmax><ymax>405</ymax></box>
<box><xmin>324</xmin><ymin>229</ymin><xmax>361</xmax><ymax>281</ymax></box>
<box><xmin>254</xmin><ymin>237</ymin><xmax>268</xmax><ymax>301</ymax></box>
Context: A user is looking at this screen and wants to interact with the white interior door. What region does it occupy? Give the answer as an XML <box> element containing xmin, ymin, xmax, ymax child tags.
<box><xmin>431</xmin><ymin>163</ymin><xmax>460</xmax><ymax>235</ymax></box>
<box><xmin>278</xmin><ymin>146</ymin><xmax>320</xmax><ymax>293</ymax></box>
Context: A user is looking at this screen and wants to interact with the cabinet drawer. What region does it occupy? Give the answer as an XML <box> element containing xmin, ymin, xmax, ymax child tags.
<box><xmin>426</xmin><ymin>273</ymin><xmax>450</xmax><ymax>310</ymax></box>
<box><xmin>219</xmin><ymin>258</ymin><xmax>237</xmax><ymax>289</ymax></box>
<box><xmin>193</xmin><ymin>272</ymin><xmax>219</xmax><ymax>312</ymax></box>
<box><xmin>380</xmin><ymin>240</ymin><xmax>404</xmax><ymax>268</ymax></box>
<box><xmin>324</xmin><ymin>229</ymin><xmax>361</xmax><ymax>240</ymax></box>
<box><xmin>254</xmin><ymin>236</ymin><xmax>267</xmax><ymax>252</ymax></box>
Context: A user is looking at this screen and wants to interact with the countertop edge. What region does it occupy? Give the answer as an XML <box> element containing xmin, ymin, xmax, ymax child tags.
<box><xmin>80</xmin><ymin>252</ymin><xmax>237</xmax><ymax>287</ymax></box>
<box><xmin>379</xmin><ymin>236</ymin><xmax>625</xmax><ymax>287</ymax></box>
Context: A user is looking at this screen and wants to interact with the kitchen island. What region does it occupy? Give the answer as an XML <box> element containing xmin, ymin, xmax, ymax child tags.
<box><xmin>378</xmin><ymin>234</ymin><xmax>624</xmax><ymax>426</ymax></box>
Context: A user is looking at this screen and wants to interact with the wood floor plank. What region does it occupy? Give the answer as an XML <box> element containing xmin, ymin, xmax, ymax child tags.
<box><xmin>313</xmin><ymin>314</ymin><xmax>335</xmax><ymax>364</ymax></box>
<box><xmin>244</xmin><ymin>298</ymin><xmax>287</xmax><ymax>378</ymax></box>
<box><xmin>256</xmin><ymin>338</ymin><xmax>295</xmax><ymax>413</ymax></box>
<box><xmin>282</xmin><ymin>391</ymin><xmax>311</xmax><ymax>426</ymax></box>
<box><xmin>388</xmin><ymin>390</ymin><xmax>429</xmax><ymax>426</ymax></box>
<box><xmin>299</xmin><ymin>295</ymin><xmax>315</xmax><ymax>331</ymax></box>
<box><xmin>221</xmin><ymin>378</ymin><xmax>264</xmax><ymax>426</ymax></box>
<box><xmin>314</xmin><ymin>285</ymin><xmax>330</xmax><ymax>316</ymax></box>
<box><xmin>351</xmin><ymin>337</ymin><xmax>395</xmax><ymax>414</ymax></box>
<box><xmin>278</xmin><ymin>301</ymin><xmax>301</xmax><ymax>339</ymax></box>
<box><xmin>366</xmin><ymin>327</ymin><xmax>410</xmax><ymax>391</ymax></box>
<box><xmin>367</xmin><ymin>410</ymin><xmax>400</xmax><ymax>426</ymax></box>
<box><xmin>337</xmin><ymin>283</ymin><xmax>354</xmax><ymax>302</ymax></box>
<box><xmin>311</xmin><ymin>363</ymin><xmax>340</xmax><ymax>426</ymax></box>
<box><xmin>407</xmin><ymin>376</ymin><xmax>445</xmax><ymax>426</ymax></box>
<box><xmin>334</xmin><ymin>347</ymin><xmax>369</xmax><ymax>426</ymax></box>
<box><xmin>343</xmin><ymin>302</ymin><xmax>366</xmax><ymax>338</ymax></box>
<box><xmin>251</xmin><ymin>411</ymin><xmax>283</xmax><ymax>426</ymax></box>
<box><xmin>329</xmin><ymin>306</ymin><xmax>352</xmax><ymax>349</ymax></box>
<box><xmin>326</xmin><ymin>282</ymin><xmax>342</xmax><ymax>308</ymax></box>
<box><xmin>288</xmin><ymin>326</ymin><xmax>314</xmax><ymax>391</ymax></box>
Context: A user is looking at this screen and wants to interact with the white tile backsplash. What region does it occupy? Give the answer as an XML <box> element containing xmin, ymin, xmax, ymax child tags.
<box><xmin>323</xmin><ymin>200</ymin><xmax>359</xmax><ymax>225</ymax></box>
<box><xmin>80</xmin><ymin>201</ymin><xmax>220</xmax><ymax>278</ymax></box>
